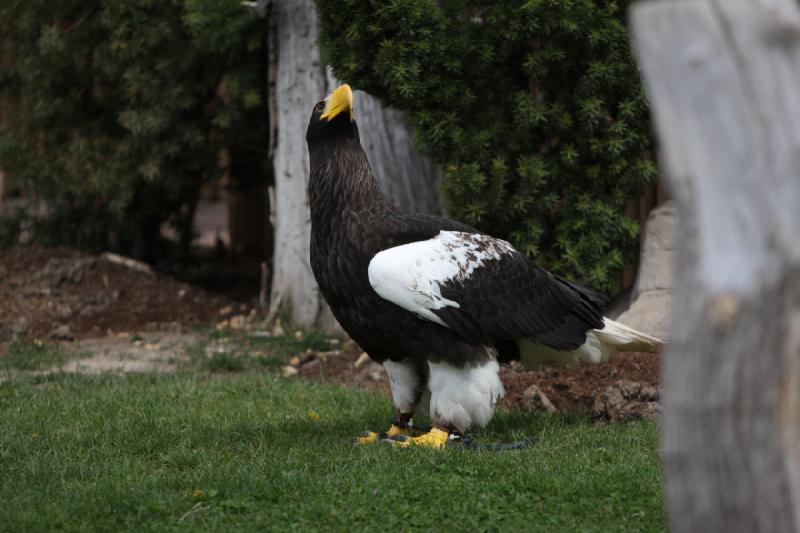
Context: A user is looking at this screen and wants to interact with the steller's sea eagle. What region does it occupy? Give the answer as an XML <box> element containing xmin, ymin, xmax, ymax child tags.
<box><xmin>306</xmin><ymin>84</ymin><xmax>662</xmax><ymax>448</ymax></box>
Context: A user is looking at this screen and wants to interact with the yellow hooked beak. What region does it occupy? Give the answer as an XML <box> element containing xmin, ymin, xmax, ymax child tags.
<box><xmin>321</xmin><ymin>84</ymin><xmax>354</xmax><ymax>122</ymax></box>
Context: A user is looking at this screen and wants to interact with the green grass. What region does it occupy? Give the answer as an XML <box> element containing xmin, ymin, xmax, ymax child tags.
<box><xmin>1</xmin><ymin>339</ymin><xmax>69</xmax><ymax>371</ymax></box>
<box><xmin>0</xmin><ymin>371</ymin><xmax>665</xmax><ymax>531</ymax></box>
<box><xmin>185</xmin><ymin>329</ymin><xmax>334</xmax><ymax>373</ymax></box>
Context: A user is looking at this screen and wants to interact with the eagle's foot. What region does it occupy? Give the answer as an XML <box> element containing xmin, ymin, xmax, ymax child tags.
<box><xmin>351</xmin><ymin>423</ymin><xmax>410</xmax><ymax>445</ymax></box>
<box><xmin>352</xmin><ymin>413</ymin><xmax>432</xmax><ymax>445</ymax></box>
<box><xmin>387</xmin><ymin>427</ymin><xmax>451</xmax><ymax>449</ymax></box>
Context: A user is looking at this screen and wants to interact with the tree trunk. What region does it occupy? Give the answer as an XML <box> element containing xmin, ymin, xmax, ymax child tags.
<box><xmin>356</xmin><ymin>93</ymin><xmax>441</xmax><ymax>214</ymax></box>
<box><xmin>631</xmin><ymin>0</ymin><xmax>800</xmax><ymax>531</ymax></box>
<box><xmin>269</xmin><ymin>0</ymin><xmax>440</xmax><ymax>331</ymax></box>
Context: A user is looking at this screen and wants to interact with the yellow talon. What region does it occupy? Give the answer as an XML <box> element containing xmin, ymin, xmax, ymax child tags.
<box><xmin>354</xmin><ymin>431</ymin><xmax>381</xmax><ymax>445</ymax></box>
<box><xmin>385</xmin><ymin>424</ymin><xmax>409</xmax><ymax>438</ymax></box>
<box><xmin>390</xmin><ymin>427</ymin><xmax>450</xmax><ymax>449</ymax></box>
<box><xmin>353</xmin><ymin>424</ymin><xmax>409</xmax><ymax>445</ymax></box>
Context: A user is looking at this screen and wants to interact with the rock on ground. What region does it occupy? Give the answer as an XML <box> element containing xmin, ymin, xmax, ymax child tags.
<box><xmin>618</xmin><ymin>201</ymin><xmax>677</xmax><ymax>340</ymax></box>
<box><xmin>520</xmin><ymin>384</ymin><xmax>557</xmax><ymax>413</ymax></box>
<box><xmin>593</xmin><ymin>380</ymin><xmax>661</xmax><ymax>421</ymax></box>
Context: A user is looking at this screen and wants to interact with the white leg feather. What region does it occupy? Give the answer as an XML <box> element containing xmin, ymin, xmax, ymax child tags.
<box><xmin>428</xmin><ymin>358</ymin><xmax>504</xmax><ymax>431</ymax></box>
<box><xmin>383</xmin><ymin>359</ymin><xmax>421</xmax><ymax>413</ymax></box>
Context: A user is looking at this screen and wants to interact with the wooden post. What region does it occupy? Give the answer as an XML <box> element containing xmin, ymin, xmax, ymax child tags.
<box><xmin>631</xmin><ymin>0</ymin><xmax>800</xmax><ymax>530</ymax></box>
<box><xmin>267</xmin><ymin>0</ymin><xmax>441</xmax><ymax>331</ymax></box>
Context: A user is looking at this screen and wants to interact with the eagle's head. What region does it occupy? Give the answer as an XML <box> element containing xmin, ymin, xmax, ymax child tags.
<box><xmin>306</xmin><ymin>84</ymin><xmax>359</xmax><ymax>147</ymax></box>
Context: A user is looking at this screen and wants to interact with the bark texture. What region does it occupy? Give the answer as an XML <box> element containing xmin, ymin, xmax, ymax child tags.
<box><xmin>269</xmin><ymin>0</ymin><xmax>440</xmax><ymax>330</ymax></box>
<box><xmin>631</xmin><ymin>0</ymin><xmax>800</xmax><ymax>531</ymax></box>
<box><xmin>356</xmin><ymin>93</ymin><xmax>441</xmax><ymax>214</ymax></box>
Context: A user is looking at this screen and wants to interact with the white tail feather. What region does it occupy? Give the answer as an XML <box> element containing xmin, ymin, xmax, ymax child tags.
<box><xmin>518</xmin><ymin>317</ymin><xmax>664</xmax><ymax>368</ymax></box>
<box><xmin>594</xmin><ymin>318</ymin><xmax>663</xmax><ymax>353</ymax></box>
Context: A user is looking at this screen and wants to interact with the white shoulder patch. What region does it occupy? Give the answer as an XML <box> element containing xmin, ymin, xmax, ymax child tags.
<box><xmin>367</xmin><ymin>231</ymin><xmax>516</xmax><ymax>327</ymax></box>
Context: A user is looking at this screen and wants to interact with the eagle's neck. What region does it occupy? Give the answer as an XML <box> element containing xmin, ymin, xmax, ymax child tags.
<box><xmin>308</xmin><ymin>138</ymin><xmax>398</xmax><ymax>226</ymax></box>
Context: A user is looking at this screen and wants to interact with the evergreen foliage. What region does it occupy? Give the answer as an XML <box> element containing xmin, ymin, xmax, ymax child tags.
<box><xmin>315</xmin><ymin>0</ymin><xmax>657</xmax><ymax>292</ymax></box>
<box><xmin>0</xmin><ymin>0</ymin><xmax>267</xmax><ymax>259</ymax></box>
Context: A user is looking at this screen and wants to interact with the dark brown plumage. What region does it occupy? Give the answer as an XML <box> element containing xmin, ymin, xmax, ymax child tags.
<box><xmin>307</xmin><ymin>86</ymin><xmax>602</xmax><ymax>366</ymax></box>
<box><xmin>305</xmin><ymin>85</ymin><xmax>656</xmax><ymax>445</ymax></box>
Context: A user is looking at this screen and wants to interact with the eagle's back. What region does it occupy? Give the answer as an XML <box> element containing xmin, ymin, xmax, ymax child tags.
<box><xmin>310</xmin><ymin>204</ymin><xmax>486</xmax><ymax>364</ymax></box>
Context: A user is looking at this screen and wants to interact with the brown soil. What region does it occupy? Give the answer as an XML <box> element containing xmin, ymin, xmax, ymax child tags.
<box><xmin>0</xmin><ymin>246</ymin><xmax>236</xmax><ymax>341</ymax></box>
<box><xmin>498</xmin><ymin>353</ymin><xmax>660</xmax><ymax>413</ymax></box>
<box><xmin>299</xmin><ymin>340</ymin><xmax>661</xmax><ymax>420</ymax></box>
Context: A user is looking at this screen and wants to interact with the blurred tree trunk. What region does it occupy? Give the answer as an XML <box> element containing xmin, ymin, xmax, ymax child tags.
<box><xmin>268</xmin><ymin>0</ymin><xmax>440</xmax><ymax>331</ymax></box>
<box><xmin>632</xmin><ymin>0</ymin><xmax>800</xmax><ymax>531</ymax></box>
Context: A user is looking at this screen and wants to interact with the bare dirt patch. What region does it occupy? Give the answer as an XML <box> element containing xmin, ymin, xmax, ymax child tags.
<box><xmin>499</xmin><ymin>354</ymin><xmax>660</xmax><ymax>417</ymax></box>
<box><xmin>297</xmin><ymin>341</ymin><xmax>661</xmax><ymax>420</ymax></box>
<box><xmin>0</xmin><ymin>246</ymin><xmax>236</xmax><ymax>341</ymax></box>
<box><xmin>60</xmin><ymin>332</ymin><xmax>201</xmax><ymax>374</ymax></box>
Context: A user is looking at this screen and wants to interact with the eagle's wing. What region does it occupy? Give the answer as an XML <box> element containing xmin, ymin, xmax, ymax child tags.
<box><xmin>367</xmin><ymin>230</ymin><xmax>605</xmax><ymax>350</ymax></box>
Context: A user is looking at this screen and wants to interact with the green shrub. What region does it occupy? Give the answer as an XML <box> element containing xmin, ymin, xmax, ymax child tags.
<box><xmin>315</xmin><ymin>0</ymin><xmax>656</xmax><ymax>292</ymax></box>
<box><xmin>0</xmin><ymin>0</ymin><xmax>267</xmax><ymax>260</ymax></box>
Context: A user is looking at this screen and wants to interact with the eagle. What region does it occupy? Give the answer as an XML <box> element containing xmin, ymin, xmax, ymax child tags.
<box><xmin>306</xmin><ymin>84</ymin><xmax>662</xmax><ymax>448</ymax></box>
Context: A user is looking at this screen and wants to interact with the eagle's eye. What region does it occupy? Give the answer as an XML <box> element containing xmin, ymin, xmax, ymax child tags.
<box><xmin>315</xmin><ymin>102</ymin><xmax>325</xmax><ymax>113</ymax></box>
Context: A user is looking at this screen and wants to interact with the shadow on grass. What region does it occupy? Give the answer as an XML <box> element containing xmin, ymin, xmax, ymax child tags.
<box><xmin>203</xmin><ymin>405</ymin><xmax>595</xmax><ymax>454</ymax></box>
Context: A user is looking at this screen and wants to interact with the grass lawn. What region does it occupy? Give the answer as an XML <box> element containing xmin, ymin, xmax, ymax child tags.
<box><xmin>0</xmin><ymin>364</ymin><xmax>665</xmax><ymax>531</ymax></box>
